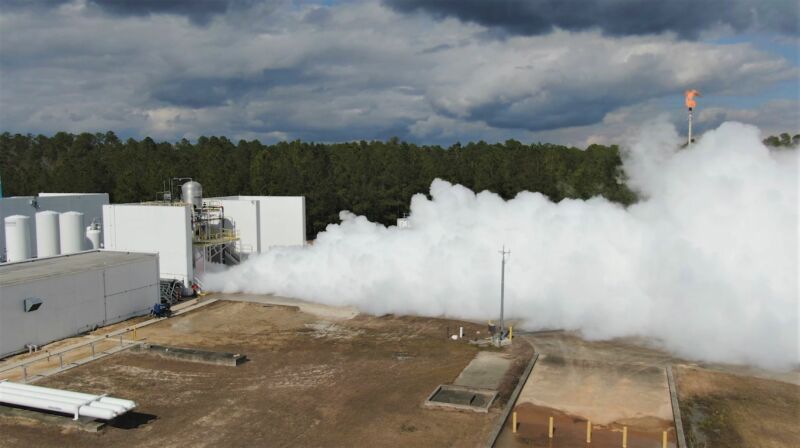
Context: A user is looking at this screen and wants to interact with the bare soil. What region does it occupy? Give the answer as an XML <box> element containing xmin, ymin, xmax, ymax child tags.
<box><xmin>0</xmin><ymin>300</ymin><xmax>531</xmax><ymax>448</ymax></box>
<box><xmin>675</xmin><ymin>365</ymin><xmax>800</xmax><ymax>448</ymax></box>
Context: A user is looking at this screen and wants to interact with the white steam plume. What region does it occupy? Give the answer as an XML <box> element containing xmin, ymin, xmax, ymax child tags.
<box><xmin>207</xmin><ymin>121</ymin><xmax>799</xmax><ymax>370</ymax></box>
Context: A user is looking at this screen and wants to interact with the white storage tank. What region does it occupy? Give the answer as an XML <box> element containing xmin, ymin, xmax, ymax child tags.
<box><xmin>4</xmin><ymin>215</ymin><xmax>31</xmax><ymax>262</ymax></box>
<box><xmin>35</xmin><ymin>211</ymin><xmax>61</xmax><ymax>258</ymax></box>
<box><xmin>181</xmin><ymin>181</ymin><xmax>203</xmax><ymax>210</ymax></box>
<box><xmin>86</xmin><ymin>222</ymin><xmax>101</xmax><ymax>250</ymax></box>
<box><xmin>59</xmin><ymin>212</ymin><xmax>85</xmax><ymax>254</ymax></box>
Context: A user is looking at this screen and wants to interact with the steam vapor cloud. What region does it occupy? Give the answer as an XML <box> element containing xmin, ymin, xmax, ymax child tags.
<box><xmin>207</xmin><ymin>121</ymin><xmax>799</xmax><ymax>370</ymax></box>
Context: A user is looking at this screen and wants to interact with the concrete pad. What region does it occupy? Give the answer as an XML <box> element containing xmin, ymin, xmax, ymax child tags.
<box><xmin>217</xmin><ymin>293</ymin><xmax>358</xmax><ymax>321</ymax></box>
<box><xmin>517</xmin><ymin>354</ymin><xmax>673</xmax><ymax>426</ymax></box>
<box><xmin>453</xmin><ymin>351</ymin><xmax>512</xmax><ymax>390</ymax></box>
<box><xmin>423</xmin><ymin>385</ymin><xmax>498</xmax><ymax>413</ymax></box>
<box><xmin>132</xmin><ymin>344</ymin><xmax>246</xmax><ymax>366</ymax></box>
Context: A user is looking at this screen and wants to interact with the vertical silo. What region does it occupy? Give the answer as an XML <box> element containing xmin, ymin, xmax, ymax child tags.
<box><xmin>35</xmin><ymin>211</ymin><xmax>61</xmax><ymax>258</ymax></box>
<box><xmin>4</xmin><ymin>215</ymin><xmax>32</xmax><ymax>262</ymax></box>
<box><xmin>86</xmin><ymin>222</ymin><xmax>101</xmax><ymax>250</ymax></box>
<box><xmin>59</xmin><ymin>211</ymin><xmax>85</xmax><ymax>254</ymax></box>
<box><xmin>181</xmin><ymin>181</ymin><xmax>203</xmax><ymax>210</ymax></box>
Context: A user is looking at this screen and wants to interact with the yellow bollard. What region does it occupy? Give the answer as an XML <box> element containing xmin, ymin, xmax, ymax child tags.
<box><xmin>509</xmin><ymin>326</ymin><xmax>513</xmax><ymax>340</ymax></box>
<box><xmin>662</xmin><ymin>431</ymin><xmax>668</xmax><ymax>448</ymax></box>
<box><xmin>548</xmin><ymin>416</ymin><xmax>554</xmax><ymax>438</ymax></box>
<box><xmin>132</xmin><ymin>327</ymin><xmax>137</xmax><ymax>340</ymax></box>
<box><xmin>512</xmin><ymin>411</ymin><xmax>517</xmax><ymax>433</ymax></box>
<box><xmin>622</xmin><ymin>426</ymin><xmax>628</xmax><ymax>447</ymax></box>
<box><xmin>586</xmin><ymin>420</ymin><xmax>592</xmax><ymax>443</ymax></box>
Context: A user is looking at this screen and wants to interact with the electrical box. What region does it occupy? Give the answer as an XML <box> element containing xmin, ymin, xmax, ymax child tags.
<box><xmin>23</xmin><ymin>298</ymin><xmax>42</xmax><ymax>312</ymax></box>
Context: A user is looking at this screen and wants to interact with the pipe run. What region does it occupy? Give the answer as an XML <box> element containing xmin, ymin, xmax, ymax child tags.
<box><xmin>0</xmin><ymin>380</ymin><xmax>136</xmax><ymax>420</ymax></box>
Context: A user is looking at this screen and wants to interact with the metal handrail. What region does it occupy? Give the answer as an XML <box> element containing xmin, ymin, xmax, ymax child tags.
<box><xmin>0</xmin><ymin>328</ymin><xmax>140</xmax><ymax>381</ymax></box>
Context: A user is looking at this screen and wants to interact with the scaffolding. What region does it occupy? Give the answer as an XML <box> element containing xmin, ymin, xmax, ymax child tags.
<box><xmin>191</xmin><ymin>201</ymin><xmax>241</xmax><ymax>285</ymax></box>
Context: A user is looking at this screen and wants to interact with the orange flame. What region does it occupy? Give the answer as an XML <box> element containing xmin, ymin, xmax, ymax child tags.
<box><xmin>685</xmin><ymin>89</ymin><xmax>700</xmax><ymax>109</ymax></box>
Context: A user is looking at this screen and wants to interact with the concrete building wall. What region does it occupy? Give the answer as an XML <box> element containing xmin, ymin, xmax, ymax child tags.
<box><xmin>0</xmin><ymin>193</ymin><xmax>109</xmax><ymax>259</ymax></box>
<box><xmin>0</xmin><ymin>253</ymin><xmax>158</xmax><ymax>358</ymax></box>
<box><xmin>102</xmin><ymin>204</ymin><xmax>193</xmax><ymax>284</ymax></box>
<box><xmin>211</xmin><ymin>196</ymin><xmax>306</xmax><ymax>251</ymax></box>
<box><xmin>103</xmin><ymin>256</ymin><xmax>160</xmax><ymax>321</ymax></box>
<box><xmin>214</xmin><ymin>198</ymin><xmax>260</xmax><ymax>254</ymax></box>
<box><xmin>252</xmin><ymin>196</ymin><xmax>306</xmax><ymax>248</ymax></box>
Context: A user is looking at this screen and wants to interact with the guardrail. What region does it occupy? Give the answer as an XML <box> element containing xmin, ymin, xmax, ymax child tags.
<box><xmin>0</xmin><ymin>328</ymin><xmax>141</xmax><ymax>383</ymax></box>
<box><xmin>0</xmin><ymin>298</ymin><xmax>219</xmax><ymax>383</ymax></box>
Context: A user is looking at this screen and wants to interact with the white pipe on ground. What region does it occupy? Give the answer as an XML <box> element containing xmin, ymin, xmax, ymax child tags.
<box><xmin>0</xmin><ymin>381</ymin><xmax>135</xmax><ymax>420</ymax></box>
<box><xmin>1</xmin><ymin>388</ymin><xmax>126</xmax><ymax>413</ymax></box>
<box><xmin>0</xmin><ymin>381</ymin><xmax>135</xmax><ymax>408</ymax></box>
<box><xmin>0</xmin><ymin>390</ymin><xmax>117</xmax><ymax>420</ymax></box>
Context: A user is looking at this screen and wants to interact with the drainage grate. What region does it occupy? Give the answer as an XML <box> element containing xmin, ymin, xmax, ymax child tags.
<box><xmin>423</xmin><ymin>384</ymin><xmax>498</xmax><ymax>413</ymax></box>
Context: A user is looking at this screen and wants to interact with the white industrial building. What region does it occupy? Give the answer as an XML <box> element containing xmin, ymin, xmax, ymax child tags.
<box><xmin>101</xmin><ymin>183</ymin><xmax>306</xmax><ymax>290</ymax></box>
<box><xmin>0</xmin><ymin>193</ymin><xmax>109</xmax><ymax>260</ymax></box>
<box><xmin>209</xmin><ymin>195</ymin><xmax>306</xmax><ymax>254</ymax></box>
<box><xmin>103</xmin><ymin>203</ymin><xmax>194</xmax><ymax>287</ymax></box>
<box><xmin>0</xmin><ymin>250</ymin><xmax>159</xmax><ymax>358</ymax></box>
<box><xmin>0</xmin><ymin>179</ymin><xmax>306</xmax><ymax>363</ymax></box>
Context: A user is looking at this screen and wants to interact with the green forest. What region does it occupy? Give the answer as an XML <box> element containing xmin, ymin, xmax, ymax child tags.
<box><xmin>0</xmin><ymin>131</ymin><xmax>794</xmax><ymax>238</ymax></box>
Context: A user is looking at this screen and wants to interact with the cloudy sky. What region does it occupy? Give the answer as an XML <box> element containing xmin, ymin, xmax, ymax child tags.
<box><xmin>0</xmin><ymin>0</ymin><xmax>797</xmax><ymax>146</ymax></box>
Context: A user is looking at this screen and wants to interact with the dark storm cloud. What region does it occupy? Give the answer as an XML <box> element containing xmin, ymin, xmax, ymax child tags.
<box><xmin>87</xmin><ymin>0</ymin><xmax>234</xmax><ymax>25</ymax></box>
<box><xmin>386</xmin><ymin>0</ymin><xmax>799</xmax><ymax>38</ymax></box>
<box><xmin>2</xmin><ymin>0</ymin><xmax>261</xmax><ymax>25</ymax></box>
<box><xmin>151</xmin><ymin>69</ymin><xmax>311</xmax><ymax>108</ymax></box>
<box><xmin>469</xmin><ymin>96</ymin><xmax>612</xmax><ymax>132</ymax></box>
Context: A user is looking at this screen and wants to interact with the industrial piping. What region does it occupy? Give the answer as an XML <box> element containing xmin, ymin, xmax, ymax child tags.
<box><xmin>0</xmin><ymin>380</ymin><xmax>136</xmax><ymax>420</ymax></box>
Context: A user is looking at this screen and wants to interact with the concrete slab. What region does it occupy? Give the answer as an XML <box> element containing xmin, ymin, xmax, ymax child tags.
<box><xmin>219</xmin><ymin>293</ymin><xmax>358</xmax><ymax>321</ymax></box>
<box><xmin>454</xmin><ymin>351</ymin><xmax>513</xmax><ymax>390</ymax></box>
<box><xmin>132</xmin><ymin>344</ymin><xmax>246</xmax><ymax>366</ymax></box>
<box><xmin>423</xmin><ymin>384</ymin><xmax>498</xmax><ymax>413</ymax></box>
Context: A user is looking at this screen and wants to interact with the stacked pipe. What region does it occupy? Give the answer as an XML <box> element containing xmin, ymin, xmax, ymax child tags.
<box><xmin>0</xmin><ymin>380</ymin><xmax>136</xmax><ymax>420</ymax></box>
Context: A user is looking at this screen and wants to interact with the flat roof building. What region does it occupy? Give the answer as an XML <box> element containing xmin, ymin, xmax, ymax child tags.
<box><xmin>0</xmin><ymin>250</ymin><xmax>159</xmax><ymax>358</ymax></box>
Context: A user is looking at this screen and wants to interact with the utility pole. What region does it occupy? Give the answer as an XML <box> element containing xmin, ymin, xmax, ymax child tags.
<box><xmin>499</xmin><ymin>246</ymin><xmax>511</xmax><ymax>338</ymax></box>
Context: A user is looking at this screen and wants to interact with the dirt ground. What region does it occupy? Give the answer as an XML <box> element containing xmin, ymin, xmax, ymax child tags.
<box><xmin>0</xmin><ymin>298</ymin><xmax>532</xmax><ymax>448</ymax></box>
<box><xmin>675</xmin><ymin>365</ymin><xmax>800</xmax><ymax>448</ymax></box>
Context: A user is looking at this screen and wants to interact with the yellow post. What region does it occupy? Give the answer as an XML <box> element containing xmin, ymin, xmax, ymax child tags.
<box><xmin>548</xmin><ymin>416</ymin><xmax>554</xmax><ymax>438</ymax></box>
<box><xmin>509</xmin><ymin>326</ymin><xmax>513</xmax><ymax>340</ymax></box>
<box><xmin>622</xmin><ymin>426</ymin><xmax>628</xmax><ymax>447</ymax></box>
<box><xmin>662</xmin><ymin>431</ymin><xmax>667</xmax><ymax>448</ymax></box>
<box><xmin>132</xmin><ymin>327</ymin><xmax>137</xmax><ymax>340</ymax></box>
<box><xmin>512</xmin><ymin>411</ymin><xmax>517</xmax><ymax>433</ymax></box>
<box><xmin>586</xmin><ymin>420</ymin><xmax>592</xmax><ymax>443</ymax></box>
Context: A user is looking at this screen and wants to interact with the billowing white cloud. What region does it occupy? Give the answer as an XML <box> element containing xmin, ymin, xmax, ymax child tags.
<box><xmin>207</xmin><ymin>121</ymin><xmax>799</xmax><ymax>370</ymax></box>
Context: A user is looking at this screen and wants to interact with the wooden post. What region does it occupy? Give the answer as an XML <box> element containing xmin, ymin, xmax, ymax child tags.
<box><xmin>548</xmin><ymin>416</ymin><xmax>554</xmax><ymax>438</ymax></box>
<box><xmin>509</xmin><ymin>326</ymin><xmax>513</xmax><ymax>340</ymax></box>
<box><xmin>133</xmin><ymin>327</ymin><xmax>137</xmax><ymax>340</ymax></box>
<box><xmin>512</xmin><ymin>411</ymin><xmax>517</xmax><ymax>433</ymax></box>
<box><xmin>662</xmin><ymin>431</ymin><xmax>668</xmax><ymax>448</ymax></box>
<box><xmin>622</xmin><ymin>426</ymin><xmax>628</xmax><ymax>447</ymax></box>
<box><xmin>586</xmin><ymin>420</ymin><xmax>592</xmax><ymax>443</ymax></box>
